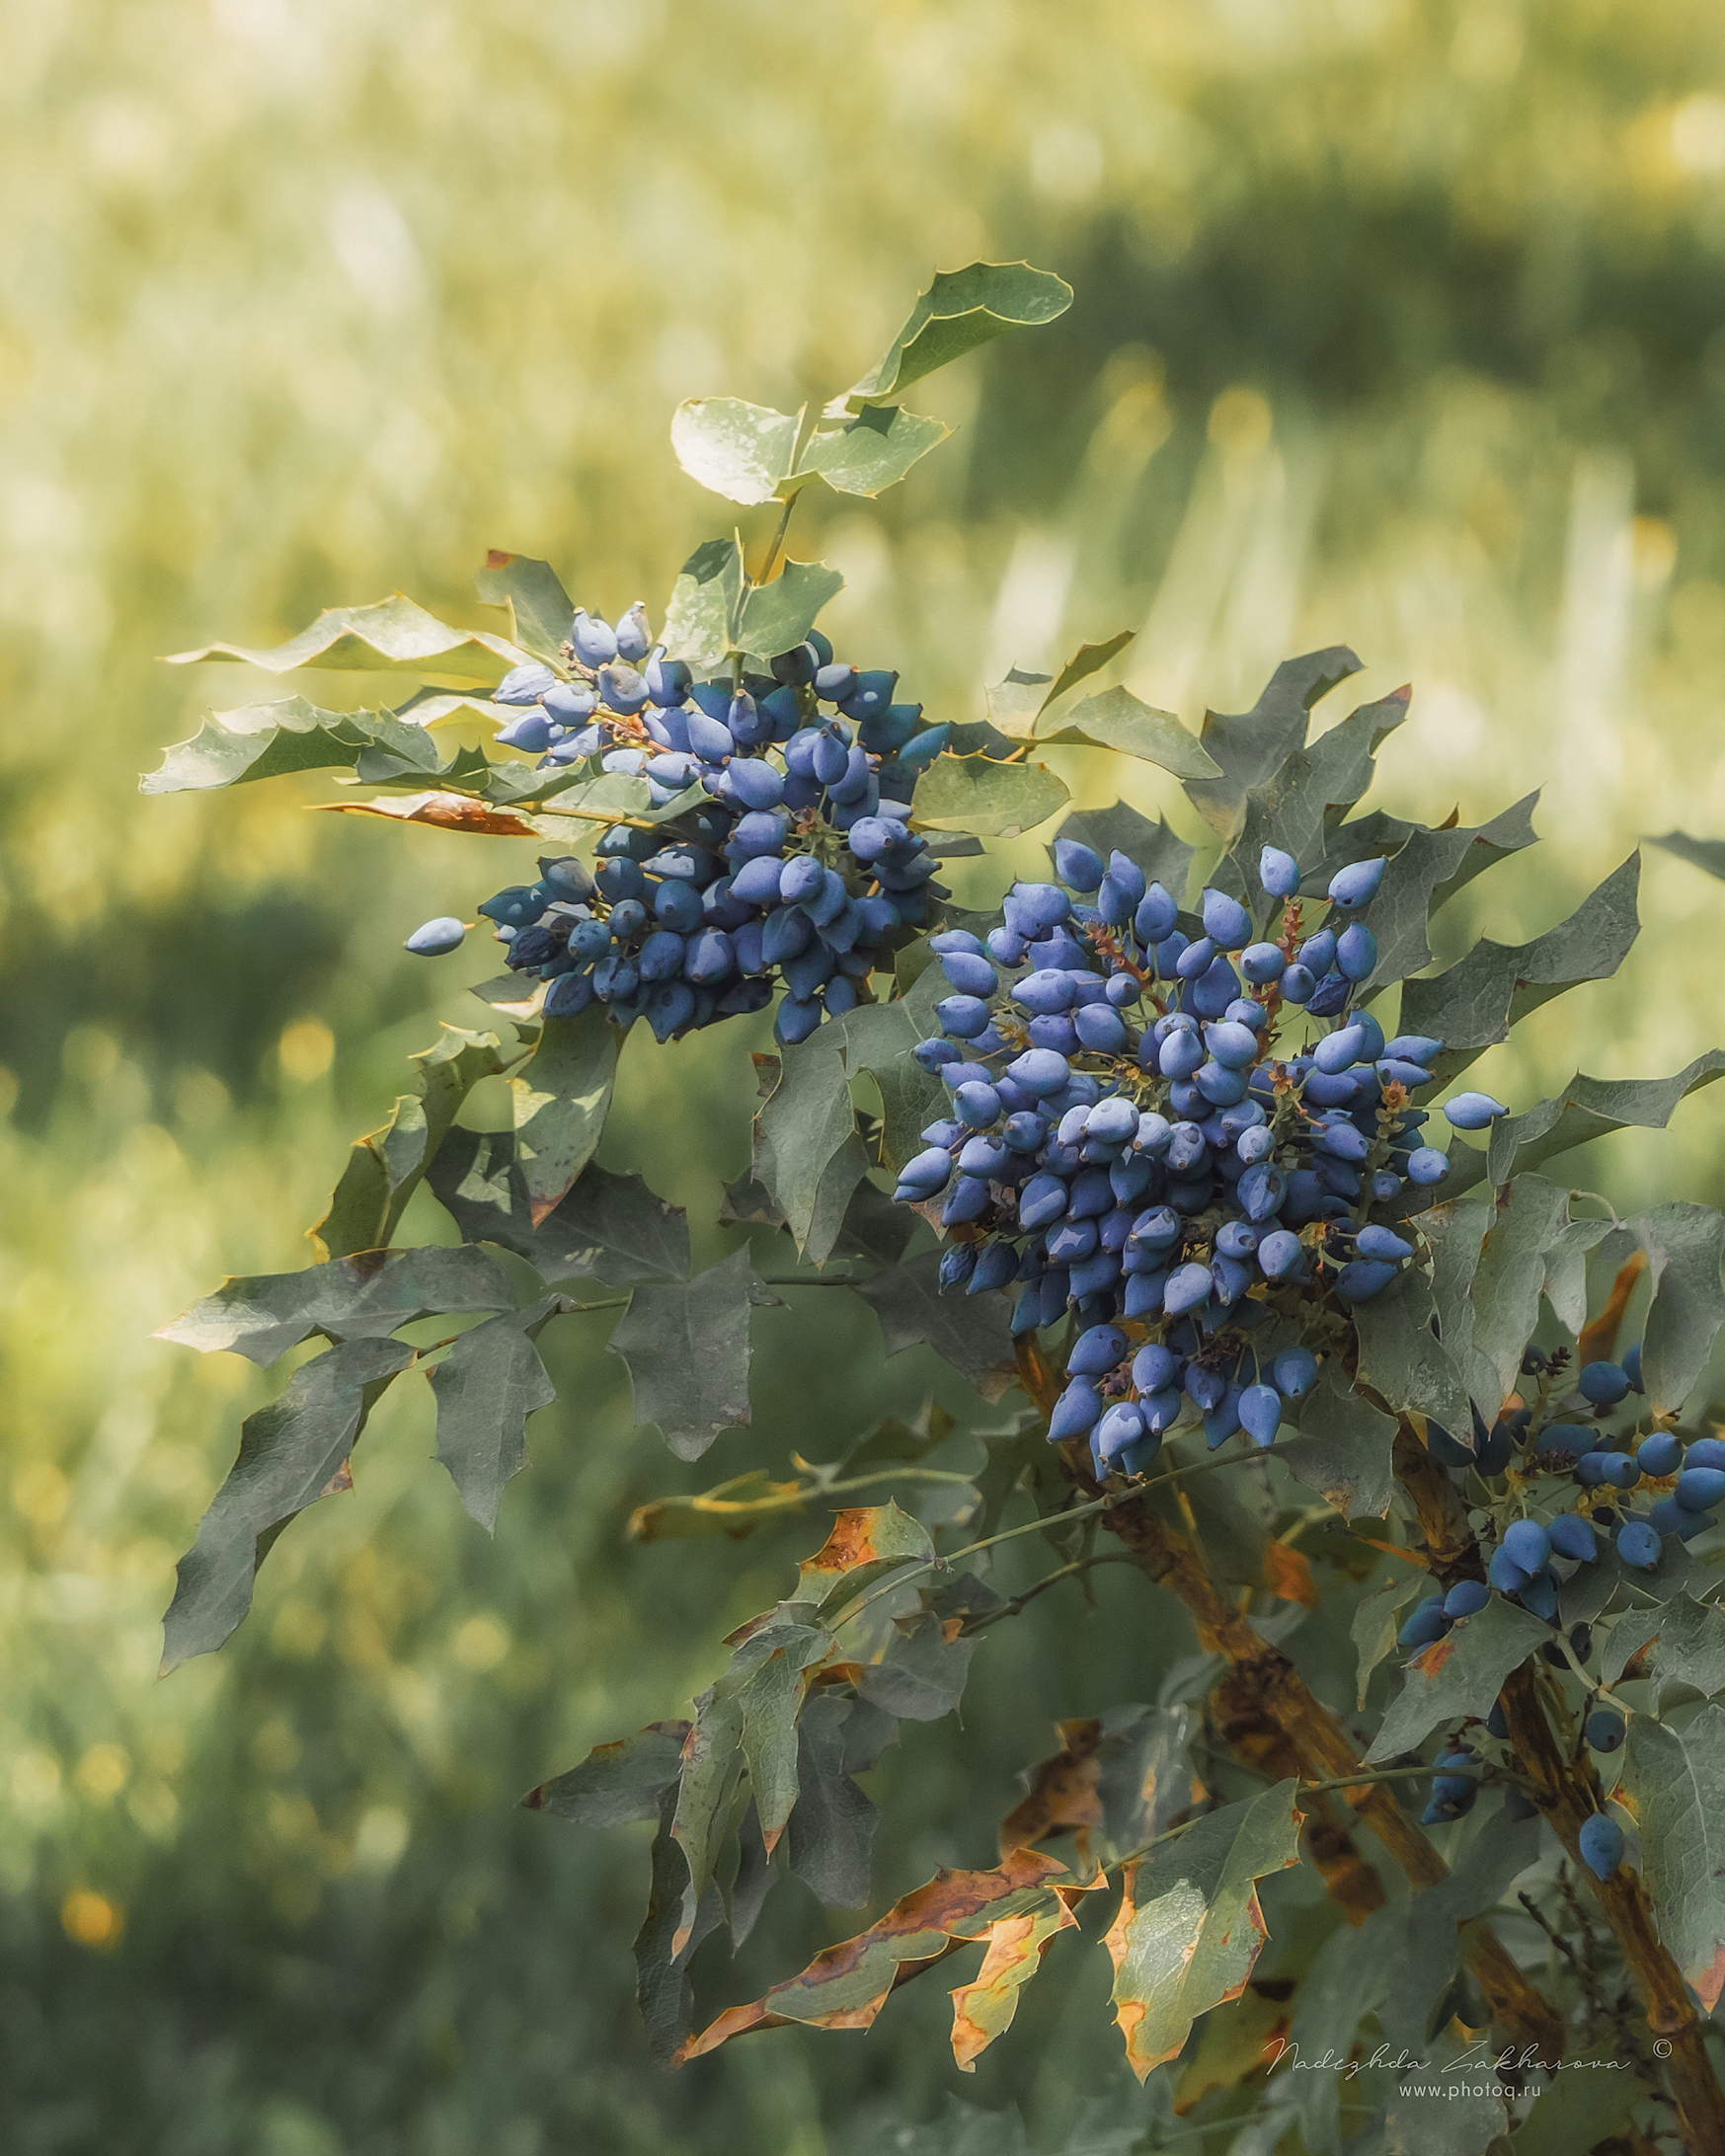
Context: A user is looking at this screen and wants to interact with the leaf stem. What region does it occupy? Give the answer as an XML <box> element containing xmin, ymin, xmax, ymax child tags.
<box><xmin>755</xmin><ymin>492</ymin><xmax>799</xmax><ymax>585</ymax></box>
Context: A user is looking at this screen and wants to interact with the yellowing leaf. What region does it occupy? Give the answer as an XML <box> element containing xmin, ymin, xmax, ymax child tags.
<box><xmin>949</xmin><ymin>1897</ymin><xmax>1078</xmax><ymax>2071</ymax></box>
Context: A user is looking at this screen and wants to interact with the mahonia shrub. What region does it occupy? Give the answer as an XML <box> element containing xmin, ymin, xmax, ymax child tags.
<box><xmin>146</xmin><ymin>265</ymin><xmax>1725</xmax><ymax>2153</ymax></box>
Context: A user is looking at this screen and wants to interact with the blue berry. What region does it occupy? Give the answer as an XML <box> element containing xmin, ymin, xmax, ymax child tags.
<box><xmin>1578</xmin><ymin>1813</ymin><xmax>1624</xmax><ymax>1882</ymax></box>
<box><xmin>405</xmin><ymin>916</ymin><xmax>466</xmax><ymax>956</ymax></box>
<box><xmin>1327</xmin><ymin>857</ymin><xmax>1385</xmax><ymax>907</ymax></box>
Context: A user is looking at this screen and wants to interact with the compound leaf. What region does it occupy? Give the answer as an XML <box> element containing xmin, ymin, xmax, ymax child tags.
<box><xmin>1623</xmin><ymin>1705</ymin><xmax>1725</xmax><ymax>2011</ymax></box>
<box><xmin>165</xmin><ymin>593</ymin><xmax>522</xmax><ymax>681</ymax></box>
<box><xmin>510</xmin><ymin>1003</ymin><xmax>622</xmax><ymax>1225</ymax></box>
<box><xmin>1102</xmin><ymin>1781</ymin><xmax>1303</xmax><ymax>2079</ymax></box>
<box><xmin>428</xmin><ymin>1308</ymin><xmax>557</xmax><ymax>1532</ymax></box>
<box><xmin>314</xmin><ymin>1026</ymin><xmax>508</xmax><ymax>1261</ymax></box>
<box><xmin>157</xmin><ymin>1244</ymin><xmax>514</xmax><ymax>1365</ymax></box>
<box><xmin>161</xmin><ymin>1336</ymin><xmax>414</xmax><ymax>1671</ymax></box>
<box><xmin>670</xmin><ymin>397</ymin><xmax>802</xmax><ymax>505</ymax></box>
<box><xmin>607</xmin><ymin>1246</ymin><xmax>771</xmax><ymax>1460</ymax></box>
<box><xmin>472</xmin><ymin>551</ymin><xmax>574</xmax><ymax>667</ymax></box>
<box><xmin>844</xmin><ymin>261</ymin><xmax>1072</xmax><ymax>408</ymax></box>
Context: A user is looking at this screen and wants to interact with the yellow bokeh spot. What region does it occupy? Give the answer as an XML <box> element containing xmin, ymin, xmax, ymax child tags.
<box><xmin>451</xmin><ymin>1613</ymin><xmax>510</xmax><ymax>1671</ymax></box>
<box><xmin>76</xmin><ymin>1742</ymin><xmax>131</xmax><ymax>1802</ymax></box>
<box><xmin>12</xmin><ymin>1748</ymin><xmax>62</xmax><ymax>1812</ymax></box>
<box><xmin>61</xmin><ymin>1890</ymin><xmax>122</xmax><ymax>1949</ymax></box>
<box><xmin>1672</xmin><ymin>95</ymin><xmax>1725</xmax><ymax>177</ymax></box>
<box><xmin>1208</xmin><ymin>386</ymin><xmax>1273</xmax><ymax>458</ymax></box>
<box><xmin>13</xmin><ymin>1461</ymin><xmax>70</xmax><ymax>1526</ymax></box>
<box><xmin>277</xmin><ymin>1019</ymin><xmax>335</xmax><ymax>1084</ymax></box>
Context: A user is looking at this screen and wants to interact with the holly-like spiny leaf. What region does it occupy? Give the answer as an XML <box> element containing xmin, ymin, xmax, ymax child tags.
<box><xmin>140</xmin><ymin>694</ymin><xmax>453</xmax><ymax>797</ymax></box>
<box><xmin>674</xmin><ymin>1844</ymin><xmax>1073</xmax><ymax>2060</ymax></box>
<box><xmin>661</xmin><ymin>536</ymin><xmax>745</xmax><ymax>667</ymax></box>
<box><xmin>165</xmin><ymin>592</ymin><xmax>523</xmax><ymax>681</ymax></box>
<box><xmin>738</xmin><ymin>557</ymin><xmax>845</xmax><ymax>660</ymax></box>
<box><xmin>1034</xmin><ymin>685</ymin><xmax>1220</xmax><ymax>780</ymax></box>
<box><xmin>520</xmin><ymin>1721</ymin><xmax>691</xmax><ymax>1826</ymax></box>
<box><xmin>428</xmin><ymin>1302</ymin><xmax>561</xmax><ymax>1532</ymax></box>
<box><xmin>1365</xmin><ymin>1598</ymin><xmax>1550</xmax><ymax>1762</ymax></box>
<box><xmin>843</xmin><ymin>261</ymin><xmax>1073</xmax><ymax>409</ymax></box>
<box><xmin>1102</xmin><ymin>1780</ymin><xmax>1303</xmax><ymax>2080</ymax></box>
<box><xmin>1442</xmin><ymin>1051</ymin><xmax>1725</xmax><ymax>1199</ymax></box>
<box><xmin>510</xmin><ymin>1002</ymin><xmax>622</xmax><ymax>1225</ymax></box>
<box><xmin>794</xmin><ymin>404</ymin><xmax>953</xmax><ymax>498</ymax></box>
<box><xmin>606</xmin><ymin>1246</ymin><xmax>776</xmax><ymax>1461</ymax></box>
<box><xmin>670</xmin><ymin>397</ymin><xmax>803</xmax><ymax>505</ymax></box>
<box><xmin>1647</xmin><ymin>1593</ymin><xmax>1725</xmax><ymax>1705</ymax></box>
<box><xmin>1626</xmin><ymin>1201</ymin><xmax>1725</xmax><ymax>1414</ymax></box>
<box><xmin>157</xmin><ymin>1244</ymin><xmax>514</xmax><ymax>1366</ymax></box>
<box><xmin>1181</xmin><ymin>648</ymin><xmax>1364</xmax><ymax>841</ymax></box>
<box><xmin>1340</xmin><ymin>796</ymin><xmax>1540</xmax><ymax>996</ymax></box>
<box><xmin>796</xmin><ymin>1501</ymin><xmax>937</xmax><ymax>1617</ymax></box>
<box><xmin>1649</xmin><ymin>828</ymin><xmax>1725</xmax><ymax>881</ymax></box>
<box><xmin>910</xmin><ymin>752</ymin><xmax>1070</xmax><ymax>838</ymax></box>
<box><xmin>855</xmin><ymin>1611</ymin><xmax>977</xmax><ymax>1722</ymax></box>
<box><xmin>754</xmin><ymin>1035</ymin><xmax>862</xmax><ymax>1259</ymax></box>
<box><xmin>160</xmin><ymin>1336</ymin><xmax>414</xmax><ymax>1671</ymax></box>
<box><xmin>1466</xmin><ymin>1174</ymin><xmax>1573</xmax><ymax>1413</ymax></box>
<box><xmin>1000</xmin><ymin>1704</ymin><xmax>1198</xmax><ymax>1869</ymax></box>
<box><xmin>851</xmin><ymin>1249</ymin><xmax>1021</xmax><ymax>1405</ymax></box>
<box><xmin>787</xmin><ymin>1692</ymin><xmax>891</xmax><ymax>1908</ymax></box>
<box><xmin>1350</xmin><ymin>1268</ymin><xmax>1473</xmax><ymax>1437</ymax></box>
<box><xmin>1399</xmin><ymin>853</ymin><xmax>1642</xmax><ymax>1085</ymax></box>
<box><xmin>949</xmin><ymin>1896</ymin><xmax>1079</xmax><ymax>2072</ymax></box>
<box><xmin>1279</xmin><ymin>1365</ymin><xmax>1398</xmax><ymax>1518</ymax></box>
<box><xmin>427</xmin><ymin>1126</ymin><xmax>691</xmax><ymax>1284</ymax></box>
<box><xmin>1623</xmin><ymin>1705</ymin><xmax>1725</xmax><ymax>2012</ymax></box>
<box><xmin>313</xmin><ymin>1027</ymin><xmax>509</xmax><ymax>1262</ymax></box>
<box><xmin>1055</xmin><ymin>802</ymin><xmax>1193</xmax><ymax>909</ymax></box>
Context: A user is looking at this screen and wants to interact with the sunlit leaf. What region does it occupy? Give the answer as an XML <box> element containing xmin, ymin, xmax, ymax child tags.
<box><xmin>1035</xmin><ymin>684</ymin><xmax>1219</xmax><ymax>779</ymax></box>
<box><xmin>164</xmin><ymin>592</ymin><xmax>523</xmax><ymax>681</ymax></box>
<box><xmin>795</xmin><ymin>404</ymin><xmax>952</xmax><ymax>497</ymax></box>
<box><xmin>473</xmin><ymin>551</ymin><xmax>575</xmax><ymax>667</ymax></box>
<box><xmin>1102</xmin><ymin>1781</ymin><xmax>1303</xmax><ymax>2079</ymax></box>
<box><xmin>670</xmin><ymin>397</ymin><xmax>802</xmax><ymax>505</ymax></box>
<box><xmin>661</xmin><ymin>536</ymin><xmax>745</xmax><ymax>666</ymax></box>
<box><xmin>910</xmin><ymin>752</ymin><xmax>1069</xmax><ymax>837</ymax></box>
<box><xmin>160</xmin><ymin>1336</ymin><xmax>415</xmax><ymax>1671</ymax></box>
<box><xmin>949</xmin><ymin>1896</ymin><xmax>1078</xmax><ymax>2071</ymax></box>
<box><xmin>316</xmin><ymin>788</ymin><xmax>540</xmax><ymax>836</ymax></box>
<box><xmin>140</xmin><ymin>695</ymin><xmax>443</xmax><ymax>795</ymax></box>
<box><xmin>844</xmin><ymin>261</ymin><xmax>1073</xmax><ymax>408</ymax></box>
<box><xmin>738</xmin><ymin>557</ymin><xmax>845</xmax><ymax>659</ymax></box>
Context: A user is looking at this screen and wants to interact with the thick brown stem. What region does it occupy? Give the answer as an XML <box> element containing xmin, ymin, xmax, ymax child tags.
<box><xmin>1011</xmin><ymin>1339</ymin><xmax>1561</xmax><ymax>2053</ymax></box>
<box><xmin>1389</xmin><ymin>1411</ymin><xmax>1725</xmax><ymax>2150</ymax></box>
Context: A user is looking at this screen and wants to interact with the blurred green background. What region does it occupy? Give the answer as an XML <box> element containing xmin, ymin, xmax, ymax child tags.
<box><xmin>8</xmin><ymin>1</ymin><xmax>1725</xmax><ymax>2149</ymax></box>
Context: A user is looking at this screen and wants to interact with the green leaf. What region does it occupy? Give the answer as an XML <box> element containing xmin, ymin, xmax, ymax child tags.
<box><xmin>794</xmin><ymin>404</ymin><xmax>952</xmax><ymax>498</ymax></box>
<box><xmin>607</xmin><ymin>1247</ymin><xmax>773</xmax><ymax>1460</ymax></box>
<box><xmin>1102</xmin><ymin>1781</ymin><xmax>1303</xmax><ymax>2079</ymax></box>
<box><xmin>1181</xmin><ymin>647</ymin><xmax>1364</xmax><ymax>841</ymax></box>
<box><xmin>428</xmin><ymin>1308</ymin><xmax>558</xmax><ymax>1533</ymax></box>
<box><xmin>738</xmin><ymin>557</ymin><xmax>845</xmax><ymax>661</ymax></box>
<box><xmin>1539</xmin><ymin>1215</ymin><xmax>1615</xmax><ymax>1336</ymax></box>
<box><xmin>428</xmin><ymin>1127</ymin><xmax>691</xmax><ymax>1283</ymax></box>
<box><xmin>670</xmin><ymin>397</ymin><xmax>802</xmax><ymax>505</ymax></box>
<box><xmin>827</xmin><ymin>964</ymin><xmax>947</xmax><ymax>1172</ymax></box>
<box><xmin>1352</xmin><ymin>1572</ymin><xmax>1424</xmax><ymax>1708</ymax></box>
<box><xmin>313</xmin><ymin>1027</ymin><xmax>507</xmax><ymax>1262</ymax></box>
<box><xmin>755</xmin><ymin>1039</ymin><xmax>859</xmax><ymax>1258</ymax></box>
<box><xmin>1475</xmin><ymin>1052</ymin><xmax>1725</xmax><ymax>1195</ymax></box>
<box><xmin>1467</xmin><ymin>1174</ymin><xmax>1572</xmax><ymax>1411</ymax></box>
<box><xmin>1416</xmin><ymin>1194</ymin><xmax>1503</xmax><ymax>1414</ymax></box>
<box><xmin>911</xmin><ymin>752</ymin><xmax>1070</xmax><ymax>837</ymax></box>
<box><xmin>510</xmin><ymin>1003</ymin><xmax>622</xmax><ymax>1226</ymax></box>
<box><xmin>1056</xmin><ymin>804</ymin><xmax>1193</xmax><ymax>906</ymax></box>
<box><xmin>1365</xmin><ymin>1598</ymin><xmax>1550</xmax><ymax>1762</ymax></box>
<box><xmin>1040</xmin><ymin>630</ymin><xmax>1137</xmax><ymax>714</ymax></box>
<box><xmin>1279</xmin><ymin>1366</ymin><xmax>1397</xmax><ymax>1517</ymax></box>
<box><xmin>1623</xmin><ymin>1705</ymin><xmax>1725</xmax><ymax>2012</ymax></box>
<box><xmin>984</xmin><ymin>665</ymin><xmax>1056</xmax><ymax>738</ymax></box>
<box><xmin>1509</xmin><ymin>2046</ymin><xmax>1641</xmax><ymax>2156</ymax></box>
<box><xmin>161</xmin><ymin>1336</ymin><xmax>414</xmax><ymax>1671</ymax></box>
<box><xmin>852</xmin><ymin>1249</ymin><xmax>1020</xmax><ymax>1404</ymax></box>
<box><xmin>1376</xmin><ymin>1810</ymin><xmax>1542</xmax><ymax>2058</ymax></box>
<box><xmin>1649</xmin><ymin>828</ymin><xmax>1725</xmax><ymax>880</ymax></box>
<box><xmin>798</xmin><ymin>1501</ymin><xmax>938</xmax><ymax>1621</ymax></box>
<box><xmin>667</xmin><ymin>1687</ymin><xmax>745</xmax><ymax>1954</ymax></box>
<box><xmin>1648</xmin><ymin>1593</ymin><xmax>1725</xmax><ymax>1705</ymax></box>
<box><xmin>787</xmin><ymin>1693</ymin><xmax>886</xmax><ymax>1908</ymax></box>
<box><xmin>844</xmin><ymin>261</ymin><xmax>1072</xmax><ymax>408</ymax></box>
<box><xmin>1216</xmin><ymin>684</ymin><xmax>1412</xmax><ymax>905</ymax></box>
<box><xmin>157</xmin><ymin>1245</ymin><xmax>514</xmax><ymax>1365</ymax></box>
<box><xmin>856</xmin><ymin>1611</ymin><xmax>977</xmax><ymax>1722</ymax></box>
<box><xmin>1400</xmin><ymin>855</ymin><xmax>1642</xmax><ymax>1085</ymax></box>
<box><xmin>730</xmin><ymin>1622</ymin><xmax>832</xmax><ymax>1852</ymax></box>
<box><xmin>1345</xmin><ymin>799</ymin><xmax>1540</xmax><ymax>995</ymax></box>
<box><xmin>1626</xmin><ymin>1201</ymin><xmax>1725</xmax><ymax>1413</ymax></box>
<box><xmin>472</xmin><ymin>551</ymin><xmax>574</xmax><ymax>668</ymax></box>
<box><xmin>141</xmin><ymin>695</ymin><xmax>445</xmax><ymax>795</ymax></box>
<box><xmin>520</xmin><ymin>1721</ymin><xmax>691</xmax><ymax>1826</ymax></box>
<box><xmin>1034</xmin><ymin>685</ymin><xmax>1220</xmax><ymax>779</ymax></box>
<box><xmin>661</xmin><ymin>537</ymin><xmax>745</xmax><ymax>667</ymax></box>
<box><xmin>1351</xmin><ymin>1269</ymin><xmax>1473</xmax><ymax>1437</ymax></box>
<box><xmin>165</xmin><ymin>593</ymin><xmax>522</xmax><ymax>681</ymax></box>
<box><xmin>1275</xmin><ymin>1901</ymin><xmax>1407</xmax><ymax>2151</ymax></box>
<box><xmin>635</xmin><ymin>1784</ymin><xmax>723</xmax><ymax>2064</ymax></box>
<box><xmin>1088</xmin><ymin>1704</ymin><xmax>1199</xmax><ymax>1867</ymax></box>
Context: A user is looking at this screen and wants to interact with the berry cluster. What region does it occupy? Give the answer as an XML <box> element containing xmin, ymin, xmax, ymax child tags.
<box><xmin>892</xmin><ymin>838</ymin><xmax>1506</xmax><ymax>1481</ymax></box>
<box><xmin>405</xmin><ymin>606</ymin><xmax>955</xmax><ymax>1045</ymax></box>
